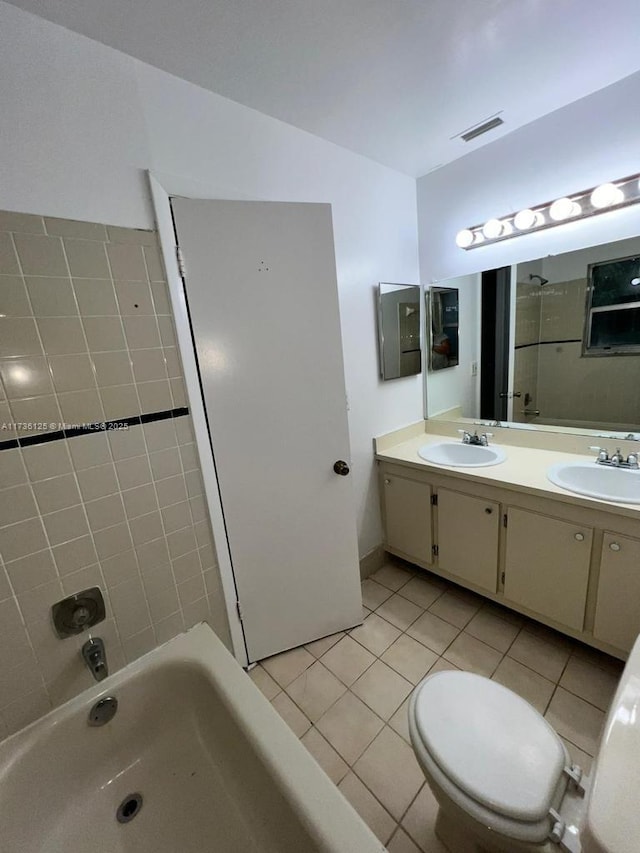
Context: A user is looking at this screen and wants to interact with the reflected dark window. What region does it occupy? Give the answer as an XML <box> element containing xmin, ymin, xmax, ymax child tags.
<box><xmin>585</xmin><ymin>255</ymin><xmax>640</xmax><ymax>355</ymax></box>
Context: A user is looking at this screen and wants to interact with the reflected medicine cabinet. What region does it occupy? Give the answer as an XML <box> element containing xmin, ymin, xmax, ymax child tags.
<box><xmin>428</xmin><ymin>286</ymin><xmax>459</xmax><ymax>371</ymax></box>
<box><xmin>377</xmin><ymin>282</ymin><xmax>421</xmax><ymax>380</ymax></box>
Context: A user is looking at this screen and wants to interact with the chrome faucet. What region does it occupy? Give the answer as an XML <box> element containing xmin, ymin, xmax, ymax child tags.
<box><xmin>82</xmin><ymin>637</ymin><xmax>108</xmax><ymax>682</ymax></box>
<box><xmin>589</xmin><ymin>446</ymin><xmax>640</xmax><ymax>469</ymax></box>
<box><xmin>458</xmin><ymin>430</ymin><xmax>492</xmax><ymax>447</ymax></box>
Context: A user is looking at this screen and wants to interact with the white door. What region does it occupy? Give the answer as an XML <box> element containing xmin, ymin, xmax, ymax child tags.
<box><xmin>171</xmin><ymin>199</ymin><xmax>362</xmax><ymax>662</ymax></box>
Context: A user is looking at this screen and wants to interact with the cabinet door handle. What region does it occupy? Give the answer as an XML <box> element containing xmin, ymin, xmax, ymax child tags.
<box><xmin>574</xmin><ymin>533</ymin><xmax>585</xmax><ymax>542</ymax></box>
<box><xmin>484</xmin><ymin>507</ymin><xmax>493</xmax><ymax>514</ymax></box>
<box><xmin>384</xmin><ymin>478</ymin><xmax>391</xmax><ymax>485</ymax></box>
<box><xmin>609</xmin><ymin>542</ymin><xmax>621</xmax><ymax>552</ymax></box>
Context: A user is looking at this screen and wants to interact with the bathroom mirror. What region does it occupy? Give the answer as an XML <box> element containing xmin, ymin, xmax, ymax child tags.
<box><xmin>377</xmin><ymin>282</ymin><xmax>421</xmax><ymax>380</ymax></box>
<box><xmin>426</xmin><ymin>234</ymin><xmax>640</xmax><ymax>437</ymax></box>
<box><xmin>428</xmin><ymin>287</ymin><xmax>459</xmax><ymax>371</ymax></box>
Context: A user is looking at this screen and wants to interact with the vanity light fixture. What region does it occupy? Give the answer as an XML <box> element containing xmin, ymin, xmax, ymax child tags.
<box><xmin>513</xmin><ymin>208</ymin><xmax>544</xmax><ymax>230</ymax></box>
<box><xmin>590</xmin><ymin>182</ymin><xmax>624</xmax><ymax>209</ymax></box>
<box><xmin>455</xmin><ymin>172</ymin><xmax>640</xmax><ymax>250</ymax></box>
<box><xmin>549</xmin><ymin>197</ymin><xmax>581</xmax><ymax>221</ymax></box>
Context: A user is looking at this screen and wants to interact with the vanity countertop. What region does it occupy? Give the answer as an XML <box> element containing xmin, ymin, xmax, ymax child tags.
<box><xmin>376</xmin><ymin>431</ymin><xmax>640</xmax><ymax>521</ymax></box>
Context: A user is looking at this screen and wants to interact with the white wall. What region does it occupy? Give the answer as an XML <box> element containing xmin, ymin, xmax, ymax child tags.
<box><xmin>417</xmin><ymin>70</ymin><xmax>640</xmax><ymax>284</ymax></box>
<box><xmin>0</xmin><ymin>0</ymin><xmax>421</xmax><ymax>559</ymax></box>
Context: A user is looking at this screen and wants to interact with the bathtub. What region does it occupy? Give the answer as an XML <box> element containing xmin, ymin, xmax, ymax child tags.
<box><xmin>0</xmin><ymin>623</ymin><xmax>384</xmax><ymax>853</ymax></box>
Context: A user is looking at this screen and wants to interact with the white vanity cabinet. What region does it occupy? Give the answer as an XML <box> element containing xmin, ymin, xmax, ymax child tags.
<box><xmin>378</xmin><ymin>457</ymin><xmax>640</xmax><ymax>659</ymax></box>
<box><xmin>594</xmin><ymin>533</ymin><xmax>640</xmax><ymax>651</ymax></box>
<box><xmin>381</xmin><ymin>470</ymin><xmax>434</xmax><ymax>566</ymax></box>
<box><xmin>437</xmin><ymin>488</ymin><xmax>500</xmax><ymax>593</ymax></box>
<box><xmin>503</xmin><ymin>508</ymin><xmax>593</xmax><ymax>632</ymax></box>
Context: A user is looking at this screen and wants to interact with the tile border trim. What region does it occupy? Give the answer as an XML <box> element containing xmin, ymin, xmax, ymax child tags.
<box><xmin>0</xmin><ymin>407</ymin><xmax>189</xmax><ymax>452</ymax></box>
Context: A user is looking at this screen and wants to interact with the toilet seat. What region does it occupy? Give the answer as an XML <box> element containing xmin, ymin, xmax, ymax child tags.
<box><xmin>410</xmin><ymin>671</ymin><xmax>572</xmax><ymax>844</ymax></box>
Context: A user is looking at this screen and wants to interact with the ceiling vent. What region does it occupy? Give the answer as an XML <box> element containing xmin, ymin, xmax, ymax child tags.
<box><xmin>457</xmin><ymin>115</ymin><xmax>504</xmax><ymax>143</ymax></box>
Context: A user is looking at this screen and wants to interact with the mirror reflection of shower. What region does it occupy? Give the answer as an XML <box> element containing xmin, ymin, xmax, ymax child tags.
<box><xmin>529</xmin><ymin>273</ymin><xmax>549</xmax><ymax>286</ymax></box>
<box><xmin>513</xmin><ymin>244</ymin><xmax>640</xmax><ymax>431</ymax></box>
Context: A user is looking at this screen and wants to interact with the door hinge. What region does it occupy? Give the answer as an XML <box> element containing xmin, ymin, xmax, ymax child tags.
<box><xmin>432</xmin><ymin>544</ymin><xmax>439</xmax><ymax>557</ymax></box>
<box><xmin>236</xmin><ymin>600</ymin><xmax>244</xmax><ymax>621</ymax></box>
<box><xmin>431</xmin><ymin>494</ymin><xmax>438</xmax><ymax>506</ymax></box>
<box><xmin>176</xmin><ymin>245</ymin><xmax>187</xmax><ymax>278</ymax></box>
<box><xmin>501</xmin><ymin>571</ymin><xmax>505</xmax><ymax>585</ymax></box>
<box><xmin>503</xmin><ymin>513</ymin><xmax>508</xmax><ymax>528</ymax></box>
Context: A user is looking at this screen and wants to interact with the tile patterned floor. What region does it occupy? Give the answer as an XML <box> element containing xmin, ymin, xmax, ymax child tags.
<box><xmin>249</xmin><ymin>561</ymin><xmax>624</xmax><ymax>852</ymax></box>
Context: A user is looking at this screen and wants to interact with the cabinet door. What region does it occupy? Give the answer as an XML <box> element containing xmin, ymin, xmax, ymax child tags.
<box><xmin>594</xmin><ymin>533</ymin><xmax>640</xmax><ymax>652</ymax></box>
<box><xmin>382</xmin><ymin>472</ymin><xmax>433</xmax><ymax>564</ymax></box>
<box><xmin>504</xmin><ymin>508</ymin><xmax>592</xmax><ymax>631</ymax></box>
<box><xmin>437</xmin><ymin>488</ymin><xmax>500</xmax><ymax>593</ymax></box>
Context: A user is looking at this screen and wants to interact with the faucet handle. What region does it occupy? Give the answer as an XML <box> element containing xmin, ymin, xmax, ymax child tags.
<box><xmin>589</xmin><ymin>446</ymin><xmax>609</xmax><ymax>462</ymax></box>
<box><xmin>611</xmin><ymin>447</ymin><xmax>624</xmax><ymax>464</ymax></box>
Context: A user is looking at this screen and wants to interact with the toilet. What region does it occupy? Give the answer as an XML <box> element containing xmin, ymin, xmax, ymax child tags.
<box><xmin>409</xmin><ymin>636</ymin><xmax>640</xmax><ymax>853</ymax></box>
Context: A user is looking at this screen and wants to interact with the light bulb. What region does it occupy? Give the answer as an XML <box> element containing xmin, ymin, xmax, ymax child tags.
<box><xmin>513</xmin><ymin>209</ymin><xmax>543</xmax><ymax>230</ymax></box>
<box><xmin>455</xmin><ymin>229</ymin><xmax>475</xmax><ymax>249</ymax></box>
<box><xmin>549</xmin><ymin>197</ymin><xmax>580</xmax><ymax>221</ymax></box>
<box><xmin>590</xmin><ymin>183</ymin><xmax>624</xmax><ymax>209</ymax></box>
<box><xmin>482</xmin><ymin>218</ymin><xmax>504</xmax><ymax>239</ymax></box>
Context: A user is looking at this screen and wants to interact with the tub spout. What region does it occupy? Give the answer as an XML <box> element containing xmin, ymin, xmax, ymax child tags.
<box><xmin>82</xmin><ymin>637</ymin><xmax>108</xmax><ymax>682</ymax></box>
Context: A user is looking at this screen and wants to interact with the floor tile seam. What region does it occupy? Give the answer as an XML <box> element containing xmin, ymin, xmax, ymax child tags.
<box><xmin>557</xmin><ymin>677</ymin><xmax>616</xmax><ymax>713</ymax></box>
<box><xmin>569</xmin><ymin>646</ymin><xmax>625</xmax><ymax>674</ymax></box>
<box><xmin>457</xmin><ymin>624</ymin><xmax>516</xmax><ymax>658</ymax></box>
<box><xmin>349</xmin><ymin>723</ymin><xmax>419</xmax><ymax>826</ymax></box>
<box><xmin>373</xmin><ymin>597</ymin><xmax>428</xmax><ymax>632</ymax></box>
<box><xmin>348</xmin><ymin>612</ymin><xmax>404</xmax><ymax>656</ymax></box>
<box><xmin>282</xmin><ymin>667</ymin><xmax>349</xmax><ymax>725</ymax></box>
<box><xmin>319</xmin><ymin>644</ymin><xmax>380</xmax><ymax>690</ymax></box>
<box><xmin>501</xmin><ymin>648</ymin><xmax>566</xmax><ymax>686</ymax></box>
<box><xmin>560</xmin><ymin>732</ymin><xmax>596</xmax><ymax>760</ymax></box>
<box><xmin>395</xmin><ymin>584</ymin><xmax>447</xmax><ymax>611</ymax></box>
<box><xmin>308</xmin><ymin>685</ymin><xmax>387</xmax><ymax>766</ymax></box>
<box><xmin>369</xmin><ymin>573</ymin><xmax>414</xmax><ymax>595</ymax></box>
<box><xmin>403</xmin><ymin>620</ymin><xmax>463</xmax><ymax>658</ymax></box>
<box><xmin>547</xmin><ymin>679</ymin><xmax>612</xmax><ymax>716</ymax></box>
<box><xmin>397</xmin><ymin>782</ymin><xmax>429</xmax><ymax>851</ymax></box>
<box><xmin>441</xmin><ymin>634</ymin><xmax>506</xmax><ymax>678</ymax></box>
<box><xmin>349</xmin><ymin>671</ymin><xmax>414</xmax><ymax>721</ymax></box>
<box><xmin>378</xmin><ymin>647</ymin><xmax>439</xmax><ymax>687</ymax></box>
<box><xmin>518</xmin><ymin>622</ymin><xmax>575</xmax><ymax>650</ymax></box>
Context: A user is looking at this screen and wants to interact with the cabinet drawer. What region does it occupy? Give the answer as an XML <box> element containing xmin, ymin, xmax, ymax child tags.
<box><xmin>504</xmin><ymin>508</ymin><xmax>592</xmax><ymax>631</ymax></box>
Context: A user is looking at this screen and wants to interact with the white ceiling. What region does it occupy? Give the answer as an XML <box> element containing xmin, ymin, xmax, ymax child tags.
<box><xmin>7</xmin><ymin>0</ymin><xmax>640</xmax><ymax>176</ymax></box>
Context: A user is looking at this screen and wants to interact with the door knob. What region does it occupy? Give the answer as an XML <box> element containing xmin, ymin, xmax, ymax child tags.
<box><xmin>610</xmin><ymin>542</ymin><xmax>621</xmax><ymax>552</ymax></box>
<box><xmin>574</xmin><ymin>533</ymin><xmax>585</xmax><ymax>542</ymax></box>
<box><xmin>334</xmin><ymin>460</ymin><xmax>350</xmax><ymax>476</ymax></box>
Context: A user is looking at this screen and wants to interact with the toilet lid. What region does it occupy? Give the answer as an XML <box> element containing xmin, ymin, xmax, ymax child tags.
<box><xmin>413</xmin><ymin>671</ymin><xmax>566</xmax><ymax>822</ymax></box>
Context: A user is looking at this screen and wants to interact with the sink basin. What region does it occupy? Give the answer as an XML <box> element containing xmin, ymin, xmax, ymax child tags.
<box><xmin>547</xmin><ymin>462</ymin><xmax>640</xmax><ymax>504</ymax></box>
<box><xmin>417</xmin><ymin>442</ymin><xmax>507</xmax><ymax>468</ymax></box>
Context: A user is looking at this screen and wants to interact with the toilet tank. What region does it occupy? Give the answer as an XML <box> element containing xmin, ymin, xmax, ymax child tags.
<box><xmin>582</xmin><ymin>634</ymin><xmax>640</xmax><ymax>853</ymax></box>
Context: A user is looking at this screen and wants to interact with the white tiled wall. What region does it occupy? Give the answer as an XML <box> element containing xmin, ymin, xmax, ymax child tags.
<box><xmin>0</xmin><ymin>210</ymin><xmax>230</xmax><ymax>740</ymax></box>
